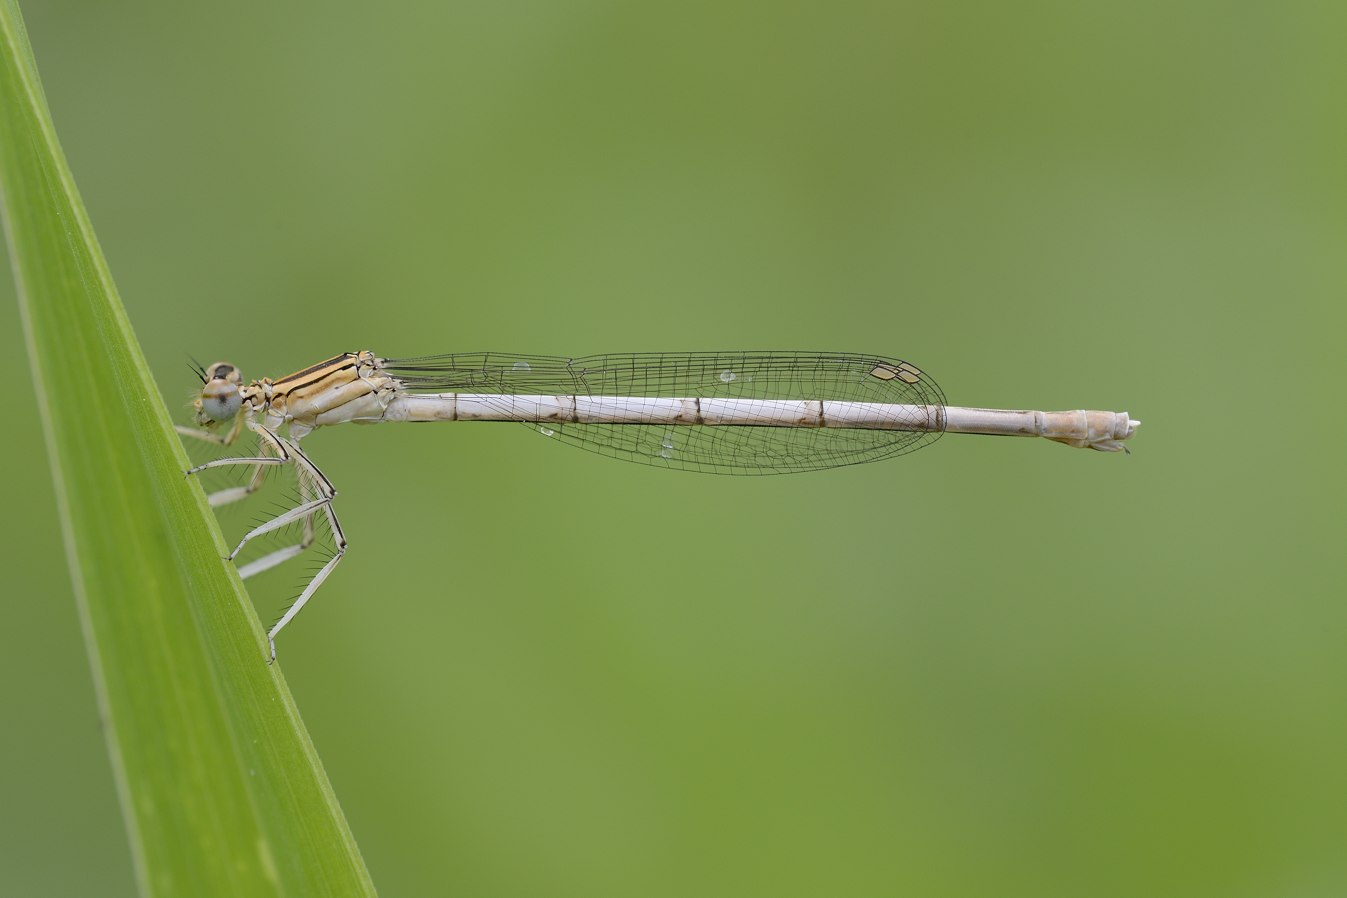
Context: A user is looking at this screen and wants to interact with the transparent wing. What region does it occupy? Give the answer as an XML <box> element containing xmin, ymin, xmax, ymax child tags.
<box><xmin>381</xmin><ymin>351</ymin><xmax>947</xmax><ymax>474</ymax></box>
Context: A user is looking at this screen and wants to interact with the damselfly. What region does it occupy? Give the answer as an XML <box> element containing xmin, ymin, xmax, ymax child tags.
<box><xmin>178</xmin><ymin>350</ymin><xmax>1139</xmax><ymax>661</ymax></box>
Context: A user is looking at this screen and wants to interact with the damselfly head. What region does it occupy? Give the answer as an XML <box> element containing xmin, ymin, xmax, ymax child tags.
<box><xmin>194</xmin><ymin>361</ymin><xmax>244</xmax><ymax>427</ymax></box>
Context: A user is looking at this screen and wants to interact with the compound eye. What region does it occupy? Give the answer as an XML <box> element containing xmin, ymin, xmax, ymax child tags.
<box><xmin>199</xmin><ymin>381</ymin><xmax>243</xmax><ymax>424</ymax></box>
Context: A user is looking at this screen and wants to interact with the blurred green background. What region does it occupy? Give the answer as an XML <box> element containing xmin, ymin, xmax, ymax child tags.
<box><xmin>3</xmin><ymin>1</ymin><xmax>1343</xmax><ymax>896</ymax></box>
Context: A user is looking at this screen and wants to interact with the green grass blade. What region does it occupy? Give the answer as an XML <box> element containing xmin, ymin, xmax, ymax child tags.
<box><xmin>0</xmin><ymin>3</ymin><xmax>378</xmax><ymax>895</ymax></box>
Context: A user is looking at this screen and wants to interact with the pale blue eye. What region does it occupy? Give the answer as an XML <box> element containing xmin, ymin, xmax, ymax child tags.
<box><xmin>202</xmin><ymin>391</ymin><xmax>242</xmax><ymax>423</ymax></box>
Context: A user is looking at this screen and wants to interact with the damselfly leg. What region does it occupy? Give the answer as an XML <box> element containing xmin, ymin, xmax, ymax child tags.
<box><xmin>181</xmin><ymin>416</ymin><xmax>347</xmax><ymax>662</ymax></box>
